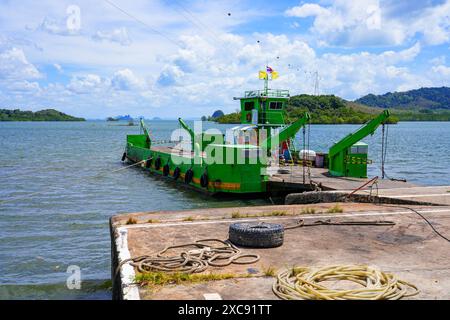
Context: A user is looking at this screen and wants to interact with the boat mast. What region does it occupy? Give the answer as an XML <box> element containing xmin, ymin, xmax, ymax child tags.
<box><xmin>264</xmin><ymin>65</ymin><xmax>269</xmax><ymax>96</ymax></box>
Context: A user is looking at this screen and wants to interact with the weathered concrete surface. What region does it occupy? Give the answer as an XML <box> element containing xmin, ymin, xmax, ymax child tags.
<box><xmin>270</xmin><ymin>166</ymin><xmax>450</xmax><ymax>206</ymax></box>
<box><xmin>111</xmin><ymin>203</ymin><xmax>450</xmax><ymax>300</ymax></box>
<box><xmin>355</xmin><ymin>186</ymin><xmax>450</xmax><ymax>206</ymax></box>
<box><xmin>268</xmin><ymin>167</ymin><xmax>416</xmax><ymax>193</ymax></box>
<box><xmin>285</xmin><ymin>190</ymin><xmax>443</xmax><ymax>206</ymax></box>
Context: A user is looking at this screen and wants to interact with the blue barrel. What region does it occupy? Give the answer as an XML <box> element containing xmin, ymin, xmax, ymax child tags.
<box><xmin>283</xmin><ymin>149</ymin><xmax>291</xmax><ymax>161</ymax></box>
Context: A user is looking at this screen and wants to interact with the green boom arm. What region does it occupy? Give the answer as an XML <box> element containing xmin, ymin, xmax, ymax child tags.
<box><xmin>261</xmin><ymin>112</ymin><xmax>311</xmax><ymax>150</ymax></box>
<box><xmin>328</xmin><ymin>109</ymin><xmax>390</xmax><ymax>176</ymax></box>
<box><xmin>178</xmin><ymin>118</ymin><xmax>195</xmax><ymax>150</ymax></box>
<box><xmin>140</xmin><ymin>118</ymin><xmax>151</xmax><ymax>148</ymax></box>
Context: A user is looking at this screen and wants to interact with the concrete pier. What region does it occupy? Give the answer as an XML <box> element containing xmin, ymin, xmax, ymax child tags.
<box><xmin>110</xmin><ymin>201</ymin><xmax>450</xmax><ymax>300</ymax></box>
<box><xmin>268</xmin><ymin>166</ymin><xmax>417</xmax><ymax>193</ymax></box>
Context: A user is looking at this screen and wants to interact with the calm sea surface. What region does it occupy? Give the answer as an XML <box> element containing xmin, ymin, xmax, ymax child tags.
<box><xmin>0</xmin><ymin>120</ymin><xmax>449</xmax><ymax>299</ymax></box>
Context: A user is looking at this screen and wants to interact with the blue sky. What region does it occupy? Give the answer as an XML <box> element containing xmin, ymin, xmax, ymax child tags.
<box><xmin>0</xmin><ymin>0</ymin><xmax>449</xmax><ymax>119</ymax></box>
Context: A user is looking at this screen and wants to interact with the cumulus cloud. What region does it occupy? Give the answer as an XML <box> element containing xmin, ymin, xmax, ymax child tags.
<box><xmin>153</xmin><ymin>34</ymin><xmax>431</xmax><ymax>101</ymax></box>
<box><xmin>156</xmin><ymin>65</ymin><xmax>185</xmax><ymax>87</ymax></box>
<box><xmin>67</xmin><ymin>74</ymin><xmax>106</xmax><ymax>94</ymax></box>
<box><xmin>0</xmin><ymin>47</ymin><xmax>41</xmax><ymax>80</ymax></box>
<box><xmin>285</xmin><ymin>0</ymin><xmax>450</xmax><ymax>47</ymax></box>
<box><xmin>92</xmin><ymin>27</ymin><xmax>132</xmax><ymax>46</ymax></box>
<box><xmin>1</xmin><ymin>0</ymin><xmax>449</xmax><ymax>118</ymax></box>
<box><xmin>111</xmin><ymin>68</ymin><xmax>144</xmax><ymax>90</ymax></box>
<box><xmin>432</xmin><ymin>65</ymin><xmax>450</xmax><ymax>76</ymax></box>
<box><xmin>7</xmin><ymin>80</ymin><xmax>41</xmax><ymax>93</ymax></box>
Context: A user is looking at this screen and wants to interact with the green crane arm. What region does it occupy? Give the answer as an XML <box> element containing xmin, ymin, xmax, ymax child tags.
<box><xmin>328</xmin><ymin>110</ymin><xmax>390</xmax><ymax>158</ymax></box>
<box><xmin>261</xmin><ymin>112</ymin><xmax>310</xmax><ymax>150</ymax></box>
<box><xmin>178</xmin><ymin>118</ymin><xmax>195</xmax><ymax>149</ymax></box>
<box><xmin>140</xmin><ymin>118</ymin><xmax>151</xmax><ymax>147</ymax></box>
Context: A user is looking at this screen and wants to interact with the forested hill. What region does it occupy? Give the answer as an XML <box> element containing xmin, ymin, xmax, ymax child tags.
<box><xmin>0</xmin><ymin>109</ymin><xmax>85</xmax><ymax>121</ymax></box>
<box><xmin>355</xmin><ymin>87</ymin><xmax>450</xmax><ymax>110</ymax></box>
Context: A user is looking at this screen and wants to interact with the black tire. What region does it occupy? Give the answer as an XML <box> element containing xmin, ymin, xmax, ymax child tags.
<box><xmin>229</xmin><ymin>222</ymin><xmax>284</xmax><ymax>248</ymax></box>
<box><xmin>173</xmin><ymin>167</ymin><xmax>181</xmax><ymax>180</ymax></box>
<box><xmin>185</xmin><ymin>168</ymin><xmax>194</xmax><ymax>184</ymax></box>
<box><xmin>200</xmin><ymin>172</ymin><xmax>208</xmax><ymax>188</ymax></box>
<box><xmin>145</xmin><ymin>157</ymin><xmax>152</xmax><ymax>168</ymax></box>
<box><xmin>121</xmin><ymin>152</ymin><xmax>127</xmax><ymax>161</ymax></box>
<box><xmin>163</xmin><ymin>163</ymin><xmax>170</xmax><ymax>176</ymax></box>
<box><xmin>154</xmin><ymin>157</ymin><xmax>162</xmax><ymax>170</ymax></box>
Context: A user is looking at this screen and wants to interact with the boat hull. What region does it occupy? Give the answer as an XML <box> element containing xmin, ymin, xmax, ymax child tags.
<box><xmin>125</xmin><ymin>134</ymin><xmax>267</xmax><ymax>194</ymax></box>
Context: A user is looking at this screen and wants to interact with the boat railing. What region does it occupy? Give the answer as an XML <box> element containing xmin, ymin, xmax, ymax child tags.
<box><xmin>244</xmin><ymin>89</ymin><xmax>290</xmax><ymax>98</ymax></box>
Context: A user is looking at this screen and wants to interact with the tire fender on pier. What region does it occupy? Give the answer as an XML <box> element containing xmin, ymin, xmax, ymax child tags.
<box><xmin>229</xmin><ymin>222</ymin><xmax>284</xmax><ymax>248</ymax></box>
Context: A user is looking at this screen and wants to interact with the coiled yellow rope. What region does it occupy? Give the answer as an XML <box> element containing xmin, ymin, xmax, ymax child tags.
<box><xmin>273</xmin><ymin>265</ymin><xmax>419</xmax><ymax>300</ymax></box>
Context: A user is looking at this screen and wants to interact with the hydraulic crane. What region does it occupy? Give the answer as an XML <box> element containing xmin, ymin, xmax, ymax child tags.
<box><xmin>328</xmin><ymin>110</ymin><xmax>390</xmax><ymax>178</ymax></box>
<box><xmin>261</xmin><ymin>112</ymin><xmax>311</xmax><ymax>152</ymax></box>
<box><xmin>178</xmin><ymin>117</ymin><xmax>195</xmax><ymax>150</ymax></box>
<box><xmin>140</xmin><ymin>118</ymin><xmax>151</xmax><ymax>148</ymax></box>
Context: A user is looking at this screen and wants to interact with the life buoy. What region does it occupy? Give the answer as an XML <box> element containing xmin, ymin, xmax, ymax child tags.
<box><xmin>163</xmin><ymin>163</ymin><xmax>170</xmax><ymax>176</ymax></box>
<box><xmin>173</xmin><ymin>167</ymin><xmax>181</xmax><ymax>180</ymax></box>
<box><xmin>121</xmin><ymin>152</ymin><xmax>127</xmax><ymax>161</ymax></box>
<box><xmin>200</xmin><ymin>172</ymin><xmax>209</xmax><ymax>188</ymax></box>
<box><xmin>154</xmin><ymin>157</ymin><xmax>162</xmax><ymax>170</ymax></box>
<box><xmin>184</xmin><ymin>168</ymin><xmax>194</xmax><ymax>184</ymax></box>
<box><xmin>145</xmin><ymin>157</ymin><xmax>153</xmax><ymax>168</ymax></box>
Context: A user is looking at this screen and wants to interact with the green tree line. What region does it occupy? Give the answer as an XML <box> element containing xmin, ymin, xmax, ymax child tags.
<box><xmin>0</xmin><ymin>109</ymin><xmax>85</xmax><ymax>121</ymax></box>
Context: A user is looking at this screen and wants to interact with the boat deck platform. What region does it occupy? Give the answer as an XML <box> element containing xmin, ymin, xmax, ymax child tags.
<box><xmin>110</xmin><ymin>202</ymin><xmax>450</xmax><ymax>300</ymax></box>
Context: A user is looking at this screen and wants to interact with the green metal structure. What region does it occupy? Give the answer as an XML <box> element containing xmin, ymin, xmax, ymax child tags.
<box><xmin>261</xmin><ymin>112</ymin><xmax>310</xmax><ymax>152</ymax></box>
<box><xmin>328</xmin><ymin>110</ymin><xmax>390</xmax><ymax>178</ymax></box>
<box><xmin>238</xmin><ymin>89</ymin><xmax>290</xmax><ymax>126</ymax></box>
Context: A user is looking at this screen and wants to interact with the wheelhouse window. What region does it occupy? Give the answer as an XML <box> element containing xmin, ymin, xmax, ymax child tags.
<box><xmin>244</xmin><ymin>101</ymin><xmax>255</xmax><ymax>111</ymax></box>
<box><xmin>269</xmin><ymin>101</ymin><xmax>283</xmax><ymax>110</ymax></box>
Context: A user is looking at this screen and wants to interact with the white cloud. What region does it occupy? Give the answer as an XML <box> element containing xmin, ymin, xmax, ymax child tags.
<box><xmin>286</xmin><ymin>3</ymin><xmax>330</xmax><ymax>18</ymax></box>
<box><xmin>0</xmin><ymin>47</ymin><xmax>41</xmax><ymax>80</ymax></box>
<box><xmin>432</xmin><ymin>65</ymin><xmax>450</xmax><ymax>76</ymax></box>
<box><xmin>67</xmin><ymin>74</ymin><xmax>106</xmax><ymax>94</ymax></box>
<box><xmin>111</xmin><ymin>68</ymin><xmax>144</xmax><ymax>90</ymax></box>
<box><xmin>7</xmin><ymin>80</ymin><xmax>41</xmax><ymax>93</ymax></box>
<box><xmin>53</xmin><ymin>63</ymin><xmax>62</xmax><ymax>72</ymax></box>
<box><xmin>0</xmin><ymin>0</ymin><xmax>449</xmax><ymax>118</ymax></box>
<box><xmin>38</xmin><ymin>16</ymin><xmax>80</xmax><ymax>36</ymax></box>
<box><xmin>285</xmin><ymin>0</ymin><xmax>450</xmax><ymax>47</ymax></box>
<box><xmin>92</xmin><ymin>27</ymin><xmax>132</xmax><ymax>46</ymax></box>
<box><xmin>156</xmin><ymin>65</ymin><xmax>185</xmax><ymax>87</ymax></box>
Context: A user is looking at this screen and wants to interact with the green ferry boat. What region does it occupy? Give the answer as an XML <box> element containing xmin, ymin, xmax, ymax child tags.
<box><xmin>122</xmin><ymin>69</ymin><xmax>391</xmax><ymax>194</ymax></box>
<box><xmin>122</xmin><ymin>73</ymin><xmax>310</xmax><ymax>194</ymax></box>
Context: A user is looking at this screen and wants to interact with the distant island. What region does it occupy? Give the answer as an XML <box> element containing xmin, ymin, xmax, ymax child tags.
<box><xmin>201</xmin><ymin>109</ymin><xmax>224</xmax><ymax>121</ymax></box>
<box><xmin>107</xmin><ymin>114</ymin><xmax>133</xmax><ymax>121</ymax></box>
<box><xmin>0</xmin><ymin>109</ymin><xmax>85</xmax><ymax>121</ymax></box>
<box><xmin>214</xmin><ymin>87</ymin><xmax>450</xmax><ymax>124</ymax></box>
